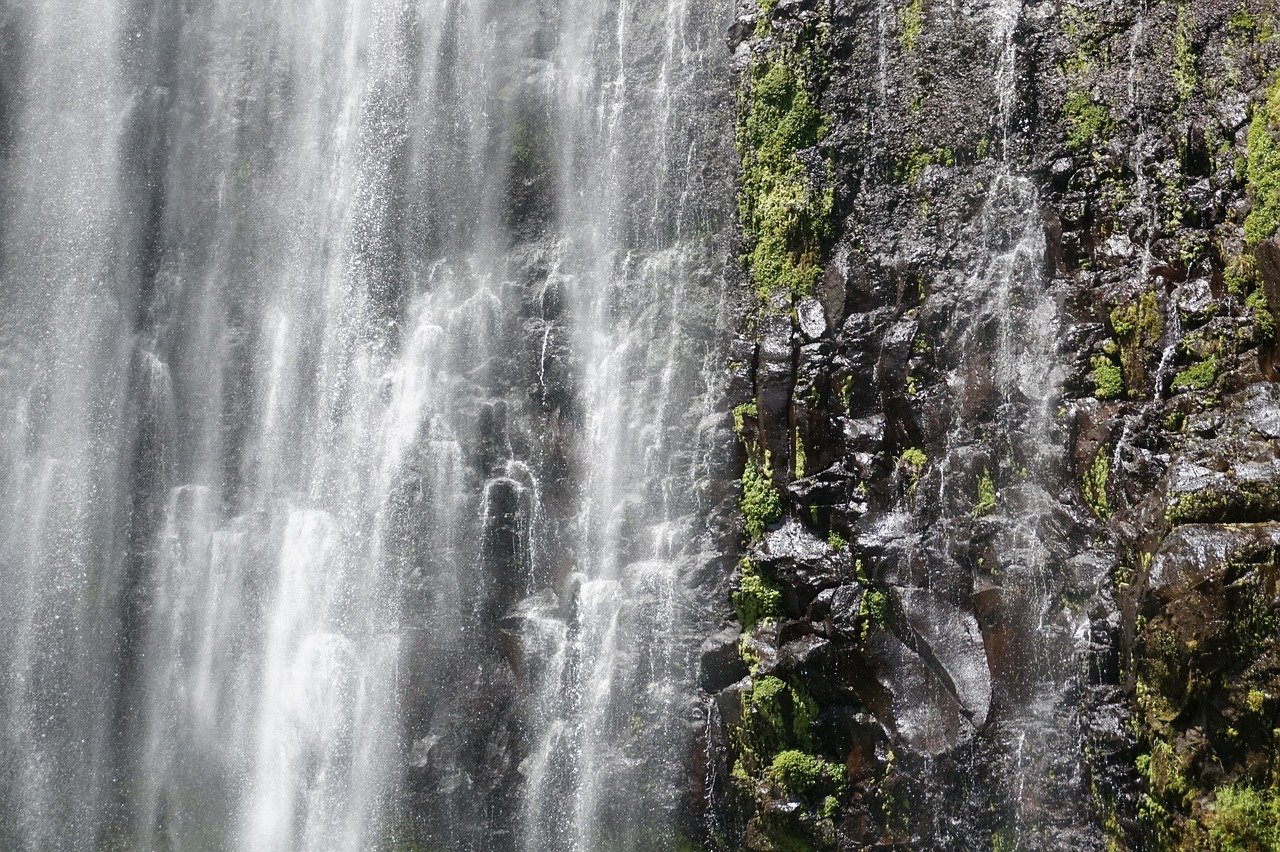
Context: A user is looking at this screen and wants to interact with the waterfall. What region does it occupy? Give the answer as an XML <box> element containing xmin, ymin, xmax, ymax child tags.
<box><xmin>0</xmin><ymin>0</ymin><xmax>734</xmax><ymax>849</ymax></box>
<box><xmin>911</xmin><ymin>0</ymin><xmax>1098</xmax><ymax>844</ymax></box>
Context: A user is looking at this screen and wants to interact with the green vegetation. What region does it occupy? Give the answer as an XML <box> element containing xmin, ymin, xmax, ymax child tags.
<box><xmin>1064</xmin><ymin>91</ymin><xmax>1115</xmax><ymax>152</ymax></box>
<box><xmin>794</xmin><ymin>431</ymin><xmax>807</xmax><ymax>479</ymax></box>
<box><xmin>743</xmin><ymin>452</ymin><xmax>782</xmax><ymax>540</ymax></box>
<box><xmin>1161</xmin><ymin>481</ymin><xmax>1280</xmax><ymax>526</ymax></box>
<box><xmin>1083</xmin><ymin>446</ymin><xmax>1111</xmax><ymax>519</ymax></box>
<box><xmin>1090</xmin><ymin>355</ymin><xmax>1125</xmax><ymax>400</ymax></box>
<box><xmin>1208</xmin><ymin>785</ymin><xmax>1280</xmax><ymax>851</ymax></box>
<box><xmin>899</xmin><ymin>0</ymin><xmax>924</xmax><ymax>52</ymax></box>
<box><xmin>1172</xmin><ymin>356</ymin><xmax>1217</xmax><ymax>392</ymax></box>
<box><xmin>901</xmin><ymin>447</ymin><xmax>927</xmax><ymax>494</ymax></box>
<box><xmin>1247</xmin><ymin>287</ymin><xmax>1276</xmax><ymax>339</ymax></box>
<box><xmin>769</xmin><ymin>750</ymin><xmax>845</xmax><ymax>798</ymax></box>
<box><xmin>734</xmin><ymin>559</ymin><xmax>782</xmax><ymax>630</ymax></box>
<box><xmin>1245</xmin><ymin>75</ymin><xmax>1280</xmax><ymax>247</ymax></box>
<box><xmin>1229</xmin><ymin>5</ymin><xmax>1258</xmax><ymax>39</ymax></box>
<box><xmin>739</xmin><ymin>44</ymin><xmax>831</xmax><ymax>304</ymax></box>
<box><xmin>733</xmin><ymin>401</ymin><xmax>758</xmax><ymax>434</ymax></box>
<box><xmin>860</xmin><ymin>587</ymin><xmax>888</xmax><ymax>636</ymax></box>
<box><xmin>1109</xmin><ymin>290</ymin><xmax>1164</xmax><ymax>395</ymax></box>
<box><xmin>973</xmin><ymin>468</ymin><xmax>996</xmax><ymax>518</ymax></box>
<box><xmin>827</xmin><ymin>531</ymin><xmax>848</xmax><ymax>551</ymax></box>
<box><xmin>899</xmin><ymin>147</ymin><xmax>954</xmax><ymax>184</ymax></box>
<box><xmin>1173</xmin><ymin>4</ymin><xmax>1196</xmax><ymax>101</ymax></box>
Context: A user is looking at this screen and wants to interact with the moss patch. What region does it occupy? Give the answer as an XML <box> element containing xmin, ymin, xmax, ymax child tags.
<box><xmin>1245</xmin><ymin>75</ymin><xmax>1280</xmax><ymax>247</ymax></box>
<box><xmin>738</xmin><ymin>43</ymin><xmax>831</xmax><ymax>305</ymax></box>
<box><xmin>1172</xmin><ymin>356</ymin><xmax>1217</xmax><ymax>392</ymax></box>
<box><xmin>1064</xmin><ymin>90</ymin><xmax>1115</xmax><ymax>152</ymax></box>
<box><xmin>743</xmin><ymin>452</ymin><xmax>782</xmax><ymax>540</ymax></box>
<box><xmin>973</xmin><ymin>468</ymin><xmax>997</xmax><ymax>518</ymax></box>
<box><xmin>1091</xmin><ymin>355</ymin><xmax>1125</xmax><ymax>400</ymax></box>
<box><xmin>734</xmin><ymin>559</ymin><xmax>783</xmax><ymax>630</ymax></box>
<box><xmin>899</xmin><ymin>0</ymin><xmax>924</xmax><ymax>52</ymax></box>
<box><xmin>1109</xmin><ymin>290</ymin><xmax>1164</xmax><ymax>397</ymax></box>
<box><xmin>1083</xmin><ymin>446</ymin><xmax>1111</xmax><ymax>519</ymax></box>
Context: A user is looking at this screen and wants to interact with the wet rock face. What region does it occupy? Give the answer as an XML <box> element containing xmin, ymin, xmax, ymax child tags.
<box><xmin>706</xmin><ymin>0</ymin><xmax>1280</xmax><ymax>849</ymax></box>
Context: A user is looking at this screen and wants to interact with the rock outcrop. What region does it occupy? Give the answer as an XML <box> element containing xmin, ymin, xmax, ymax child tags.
<box><xmin>703</xmin><ymin>1</ymin><xmax>1280</xmax><ymax>849</ymax></box>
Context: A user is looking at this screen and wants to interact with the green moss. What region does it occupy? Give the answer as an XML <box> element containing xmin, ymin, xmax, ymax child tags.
<box><xmin>737</xmin><ymin>675</ymin><xmax>822</xmax><ymax>764</ymax></box>
<box><xmin>739</xmin><ymin>47</ymin><xmax>831</xmax><ymax>304</ymax></box>
<box><xmin>1083</xmin><ymin>446</ymin><xmax>1111</xmax><ymax>519</ymax></box>
<box><xmin>861</xmin><ymin>588</ymin><xmax>888</xmax><ymax>637</ymax></box>
<box><xmin>734</xmin><ymin>559</ymin><xmax>782</xmax><ymax>630</ymax></box>
<box><xmin>743</xmin><ymin>452</ymin><xmax>782</xmax><ymax>541</ymax></box>
<box><xmin>1091</xmin><ymin>356</ymin><xmax>1125</xmax><ymax>400</ymax></box>
<box><xmin>1064</xmin><ymin>90</ymin><xmax>1115</xmax><ymax>152</ymax></box>
<box><xmin>973</xmin><ymin>468</ymin><xmax>997</xmax><ymax>518</ymax></box>
<box><xmin>733</xmin><ymin>401</ymin><xmax>758</xmax><ymax>434</ymax></box>
<box><xmin>769</xmin><ymin>750</ymin><xmax>844</xmax><ymax>798</ymax></box>
<box><xmin>1172</xmin><ymin>356</ymin><xmax>1217</xmax><ymax>392</ymax></box>
<box><xmin>900</xmin><ymin>447</ymin><xmax>926</xmax><ymax>494</ymax></box>
<box><xmin>794</xmin><ymin>431</ymin><xmax>807</xmax><ymax>479</ymax></box>
<box><xmin>899</xmin><ymin>146</ymin><xmax>954</xmax><ymax>184</ymax></box>
<box><xmin>1166</xmin><ymin>490</ymin><xmax>1213</xmax><ymax>524</ymax></box>
<box><xmin>899</xmin><ymin>0</ymin><xmax>924</xmax><ymax>52</ymax></box>
<box><xmin>1247</xmin><ymin>287</ymin><xmax>1276</xmax><ymax>339</ymax></box>
<box><xmin>821</xmin><ymin>795</ymin><xmax>839</xmax><ymax>819</ymax></box>
<box><xmin>826</xmin><ymin>531</ymin><xmax>848</xmax><ymax>551</ymax></box>
<box><xmin>1229</xmin><ymin>5</ymin><xmax>1257</xmax><ymax>39</ymax></box>
<box><xmin>1245</xmin><ymin>75</ymin><xmax>1280</xmax><ymax>247</ymax></box>
<box><xmin>1173</xmin><ymin>4</ymin><xmax>1196</xmax><ymax>101</ymax></box>
<box><xmin>1109</xmin><ymin>291</ymin><xmax>1163</xmax><ymax>393</ymax></box>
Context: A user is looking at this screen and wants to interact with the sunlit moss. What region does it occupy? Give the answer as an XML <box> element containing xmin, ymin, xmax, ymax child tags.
<box><xmin>739</xmin><ymin>49</ymin><xmax>831</xmax><ymax>304</ymax></box>
<box><xmin>1245</xmin><ymin>75</ymin><xmax>1280</xmax><ymax>247</ymax></box>
<box><xmin>733</xmin><ymin>558</ymin><xmax>782</xmax><ymax>630</ymax></box>
<box><xmin>743</xmin><ymin>452</ymin><xmax>782</xmax><ymax>540</ymax></box>
<box><xmin>899</xmin><ymin>0</ymin><xmax>924</xmax><ymax>52</ymax></box>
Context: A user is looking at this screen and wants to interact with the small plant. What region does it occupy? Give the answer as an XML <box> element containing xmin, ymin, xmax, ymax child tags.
<box><xmin>1091</xmin><ymin>356</ymin><xmax>1124</xmax><ymax>400</ymax></box>
<box><xmin>973</xmin><ymin>468</ymin><xmax>997</xmax><ymax>518</ymax></box>
<box><xmin>860</xmin><ymin>587</ymin><xmax>889</xmax><ymax>637</ymax></box>
<box><xmin>1083</xmin><ymin>447</ymin><xmax>1111</xmax><ymax>519</ymax></box>
<box><xmin>900</xmin><ymin>447</ymin><xmax>927</xmax><ymax>494</ymax></box>
<box><xmin>827</xmin><ymin>531</ymin><xmax>848</xmax><ymax>551</ymax></box>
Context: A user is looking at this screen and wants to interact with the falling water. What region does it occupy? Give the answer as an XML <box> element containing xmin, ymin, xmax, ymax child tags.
<box><xmin>922</xmin><ymin>0</ymin><xmax>1097</xmax><ymax>845</ymax></box>
<box><xmin>0</xmin><ymin>0</ymin><xmax>734</xmax><ymax>850</ymax></box>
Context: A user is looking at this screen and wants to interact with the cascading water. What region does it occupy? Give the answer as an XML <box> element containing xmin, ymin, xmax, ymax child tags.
<box><xmin>921</xmin><ymin>0</ymin><xmax>1099</xmax><ymax>845</ymax></box>
<box><xmin>0</xmin><ymin>0</ymin><xmax>734</xmax><ymax>849</ymax></box>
